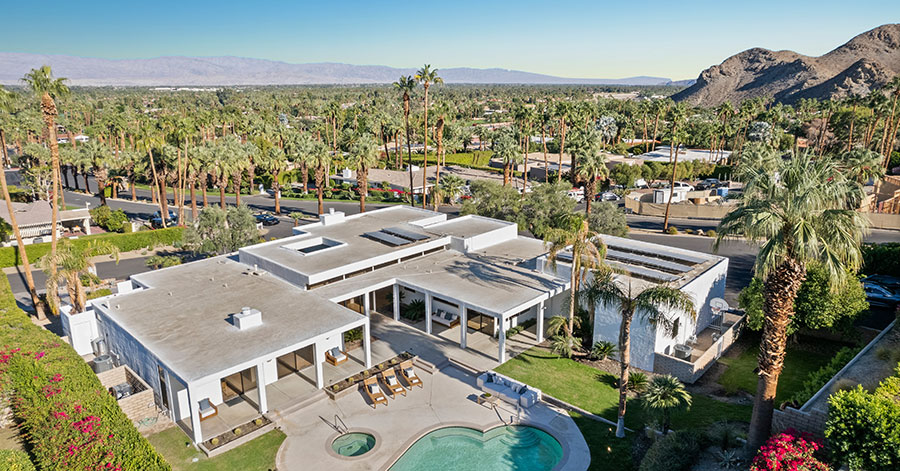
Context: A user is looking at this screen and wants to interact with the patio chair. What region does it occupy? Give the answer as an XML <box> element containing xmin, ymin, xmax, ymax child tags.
<box><xmin>362</xmin><ymin>377</ymin><xmax>388</xmax><ymax>408</ymax></box>
<box><xmin>198</xmin><ymin>398</ymin><xmax>218</xmax><ymax>421</ymax></box>
<box><xmin>325</xmin><ymin>347</ymin><xmax>348</xmax><ymax>366</ymax></box>
<box><xmin>381</xmin><ymin>371</ymin><xmax>407</xmax><ymax>398</ymax></box>
<box><xmin>397</xmin><ymin>360</ymin><xmax>423</xmax><ymax>389</ymax></box>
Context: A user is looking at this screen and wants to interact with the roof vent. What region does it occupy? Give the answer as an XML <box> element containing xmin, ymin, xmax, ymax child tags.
<box><xmin>233</xmin><ymin>307</ymin><xmax>262</xmax><ymax>330</ymax></box>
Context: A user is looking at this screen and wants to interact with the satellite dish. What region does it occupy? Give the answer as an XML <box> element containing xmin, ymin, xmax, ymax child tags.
<box><xmin>710</xmin><ymin>298</ymin><xmax>729</xmax><ymax>314</ymax></box>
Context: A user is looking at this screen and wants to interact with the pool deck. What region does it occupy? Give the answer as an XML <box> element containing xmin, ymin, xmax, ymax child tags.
<box><xmin>275</xmin><ymin>364</ymin><xmax>590</xmax><ymax>471</ymax></box>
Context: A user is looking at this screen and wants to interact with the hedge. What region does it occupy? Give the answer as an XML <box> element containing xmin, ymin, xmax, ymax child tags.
<box><xmin>787</xmin><ymin>347</ymin><xmax>861</xmax><ymax>407</ymax></box>
<box><xmin>0</xmin><ymin>276</ymin><xmax>170</xmax><ymax>470</ymax></box>
<box><xmin>826</xmin><ymin>379</ymin><xmax>900</xmax><ymax>471</ymax></box>
<box><xmin>0</xmin><ymin>227</ymin><xmax>184</xmax><ymax>268</ymax></box>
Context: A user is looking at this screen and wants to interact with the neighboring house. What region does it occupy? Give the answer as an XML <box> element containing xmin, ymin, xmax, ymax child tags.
<box><xmin>0</xmin><ymin>201</ymin><xmax>92</xmax><ymax>245</ymax></box>
<box><xmin>62</xmin><ymin>206</ymin><xmax>570</xmax><ymax>444</ymax></box>
<box><xmin>539</xmin><ymin>235</ymin><xmax>739</xmax><ymax>383</ymax></box>
<box><xmin>329</xmin><ymin>167</ymin><xmax>435</xmax><ymax>195</ymax></box>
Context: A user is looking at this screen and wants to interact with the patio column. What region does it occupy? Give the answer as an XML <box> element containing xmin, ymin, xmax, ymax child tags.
<box><xmin>536</xmin><ymin>300</ymin><xmax>545</xmax><ymax>343</ymax></box>
<box><xmin>425</xmin><ymin>293</ymin><xmax>433</xmax><ymax>335</ymax></box>
<box><xmin>256</xmin><ymin>363</ymin><xmax>268</xmax><ymax>414</ymax></box>
<box><xmin>186</xmin><ymin>385</ymin><xmax>203</xmax><ymax>444</ymax></box>
<box><xmin>363</xmin><ymin>292</ymin><xmax>370</xmax><ymax>318</ymax></box>
<box><xmin>460</xmin><ymin>305</ymin><xmax>468</xmax><ymax>349</ymax></box>
<box><xmin>314</xmin><ymin>345</ymin><xmax>324</xmax><ymax>389</ymax></box>
<box><xmin>392</xmin><ymin>285</ymin><xmax>400</xmax><ymax>321</ymax></box>
<box><xmin>362</xmin><ymin>321</ymin><xmax>372</xmax><ymax>368</ymax></box>
<box><xmin>497</xmin><ymin>315</ymin><xmax>507</xmax><ymax>363</ymax></box>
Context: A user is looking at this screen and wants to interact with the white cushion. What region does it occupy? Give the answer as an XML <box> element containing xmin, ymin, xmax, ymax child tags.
<box><xmin>387</xmin><ymin>376</ymin><xmax>398</xmax><ymax>386</ymax></box>
<box><xmin>368</xmin><ymin>384</ymin><xmax>381</xmax><ymax>395</ymax></box>
<box><xmin>403</xmin><ymin>368</ymin><xmax>416</xmax><ymax>378</ymax></box>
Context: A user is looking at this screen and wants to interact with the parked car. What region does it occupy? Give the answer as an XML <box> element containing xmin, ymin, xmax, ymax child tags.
<box><xmin>567</xmin><ymin>188</ymin><xmax>585</xmax><ymax>203</ymax></box>
<box><xmin>634</xmin><ymin>178</ymin><xmax>649</xmax><ymax>189</ymax></box>
<box><xmin>149</xmin><ymin>217</ymin><xmax>175</xmax><ymax>229</ymax></box>
<box><xmin>255</xmin><ymin>213</ymin><xmax>279</xmax><ymax>226</ymax></box>
<box><xmin>672</xmin><ymin>181</ymin><xmax>695</xmax><ymax>191</ymax></box>
<box><xmin>696</xmin><ymin>178</ymin><xmax>724</xmax><ymax>190</ymax></box>
<box><xmin>863</xmin><ymin>274</ymin><xmax>900</xmax><ymax>293</ymax></box>
<box><xmin>863</xmin><ymin>282</ymin><xmax>900</xmax><ymax>309</ymax></box>
<box><xmin>154</xmin><ymin>209</ymin><xmax>177</xmax><ymax>221</ymax></box>
<box><xmin>595</xmin><ymin>191</ymin><xmax>621</xmax><ymax>202</ymax></box>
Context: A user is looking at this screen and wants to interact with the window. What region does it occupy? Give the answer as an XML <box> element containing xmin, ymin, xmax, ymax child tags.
<box><xmin>672</xmin><ymin>319</ymin><xmax>680</xmax><ymax>337</ymax></box>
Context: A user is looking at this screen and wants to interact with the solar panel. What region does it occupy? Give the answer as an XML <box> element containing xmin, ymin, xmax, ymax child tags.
<box><xmin>606</xmin><ymin>239</ymin><xmax>707</xmax><ymax>265</ymax></box>
<box><xmin>606</xmin><ymin>249</ymin><xmax>693</xmax><ymax>274</ymax></box>
<box><xmin>607</xmin><ymin>261</ymin><xmax>681</xmax><ymax>283</ymax></box>
<box><xmin>383</xmin><ymin>226</ymin><xmax>429</xmax><ymax>241</ymax></box>
<box><xmin>364</xmin><ymin>231</ymin><xmax>413</xmax><ymax>247</ymax></box>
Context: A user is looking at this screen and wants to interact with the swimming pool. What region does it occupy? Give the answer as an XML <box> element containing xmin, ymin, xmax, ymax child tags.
<box><xmin>389</xmin><ymin>425</ymin><xmax>563</xmax><ymax>471</ymax></box>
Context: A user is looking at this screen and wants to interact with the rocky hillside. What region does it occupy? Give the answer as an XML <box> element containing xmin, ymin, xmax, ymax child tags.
<box><xmin>673</xmin><ymin>24</ymin><xmax>900</xmax><ymax>106</ymax></box>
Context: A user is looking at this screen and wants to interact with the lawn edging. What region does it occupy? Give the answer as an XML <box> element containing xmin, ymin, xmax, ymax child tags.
<box><xmin>540</xmin><ymin>391</ymin><xmax>627</xmax><ymax>431</ymax></box>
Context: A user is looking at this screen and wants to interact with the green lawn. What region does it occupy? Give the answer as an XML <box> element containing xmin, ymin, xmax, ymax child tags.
<box><xmin>147</xmin><ymin>427</ymin><xmax>285</xmax><ymax>471</ymax></box>
<box><xmin>717</xmin><ymin>339</ymin><xmax>843</xmax><ymax>403</ymax></box>
<box><xmin>495</xmin><ymin>348</ymin><xmax>751</xmax><ymax>431</ymax></box>
<box><xmin>569</xmin><ymin>412</ymin><xmax>635</xmax><ymax>471</ymax></box>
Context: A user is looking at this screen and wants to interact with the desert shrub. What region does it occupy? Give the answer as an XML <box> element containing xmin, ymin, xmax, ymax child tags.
<box><xmin>86</xmin><ymin>288</ymin><xmax>113</xmax><ymax>300</ymax></box>
<box><xmin>665</xmin><ymin>226</ymin><xmax>678</xmax><ymax>235</ymax></box>
<box><xmin>628</xmin><ymin>372</ymin><xmax>649</xmax><ymax>393</ymax></box>
<box><xmin>0</xmin><ymin>227</ymin><xmax>184</xmax><ymax>268</ymax></box>
<box><xmin>90</xmin><ymin>205</ymin><xmax>129</xmax><ymax>232</ymax></box>
<box><xmin>706</xmin><ymin>421</ymin><xmax>743</xmax><ymax>450</ymax></box>
<box><xmin>591</xmin><ymin>340</ymin><xmax>618</xmax><ymax>360</ymax></box>
<box><xmin>343</xmin><ymin>327</ymin><xmax>363</xmax><ymax>343</ymax></box>
<box><xmin>0</xmin><ymin>450</ymin><xmax>36</xmax><ymax>471</ymax></box>
<box><xmin>705</xmin><ymin>229</ymin><xmax>717</xmax><ymax>238</ymax></box>
<box><xmin>749</xmin><ymin>429</ymin><xmax>828</xmax><ymax>471</ymax></box>
<box><xmin>0</xmin><ymin>277</ymin><xmax>169</xmax><ymax>470</ymax></box>
<box><xmin>145</xmin><ymin>255</ymin><xmax>183</xmax><ymax>270</ymax></box>
<box><xmin>638</xmin><ymin>430</ymin><xmax>702</xmax><ymax>471</ymax></box>
<box><xmin>402</xmin><ymin>299</ymin><xmax>426</xmax><ymax>321</ymax></box>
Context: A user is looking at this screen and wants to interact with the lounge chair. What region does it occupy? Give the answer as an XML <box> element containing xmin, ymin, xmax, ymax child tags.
<box><xmin>198</xmin><ymin>398</ymin><xmax>218</xmax><ymax>421</ymax></box>
<box><xmin>325</xmin><ymin>347</ymin><xmax>348</xmax><ymax>366</ymax></box>
<box><xmin>362</xmin><ymin>377</ymin><xmax>388</xmax><ymax>408</ymax></box>
<box><xmin>381</xmin><ymin>371</ymin><xmax>406</xmax><ymax>398</ymax></box>
<box><xmin>397</xmin><ymin>360</ymin><xmax>423</xmax><ymax>389</ymax></box>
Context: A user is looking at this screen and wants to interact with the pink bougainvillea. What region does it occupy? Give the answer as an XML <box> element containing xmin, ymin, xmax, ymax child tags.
<box><xmin>750</xmin><ymin>429</ymin><xmax>830</xmax><ymax>471</ymax></box>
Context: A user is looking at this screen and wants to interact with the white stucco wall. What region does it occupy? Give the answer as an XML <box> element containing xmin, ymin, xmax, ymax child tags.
<box><xmin>655</xmin><ymin>258</ymin><xmax>728</xmax><ymax>357</ymax></box>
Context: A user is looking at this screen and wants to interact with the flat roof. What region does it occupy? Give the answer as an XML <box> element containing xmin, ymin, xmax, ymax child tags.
<box><xmin>315</xmin><ymin>243</ymin><xmax>567</xmax><ymax>316</ymax></box>
<box><xmin>241</xmin><ymin>206</ymin><xmax>443</xmax><ymax>278</ymax></box>
<box><xmin>599</xmin><ymin>235</ymin><xmax>721</xmax><ymax>287</ymax></box>
<box><xmin>424</xmin><ymin>215</ymin><xmax>513</xmax><ymax>239</ymax></box>
<box><xmin>101</xmin><ymin>256</ymin><xmax>364</xmax><ymax>382</ymax></box>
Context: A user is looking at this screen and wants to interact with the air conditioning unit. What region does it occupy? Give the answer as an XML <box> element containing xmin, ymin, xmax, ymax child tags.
<box><xmin>673</xmin><ymin>344</ymin><xmax>693</xmax><ymax>360</ymax></box>
<box><xmin>233</xmin><ymin>307</ymin><xmax>262</xmax><ymax>330</ymax></box>
<box><xmin>92</xmin><ymin>354</ymin><xmax>114</xmax><ymax>373</ymax></box>
<box><xmin>91</xmin><ymin>338</ymin><xmax>108</xmax><ymax>357</ymax></box>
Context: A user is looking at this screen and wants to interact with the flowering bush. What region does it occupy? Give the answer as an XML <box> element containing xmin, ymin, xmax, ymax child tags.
<box><xmin>0</xmin><ymin>277</ymin><xmax>169</xmax><ymax>470</ymax></box>
<box><xmin>750</xmin><ymin>429</ymin><xmax>829</xmax><ymax>471</ymax></box>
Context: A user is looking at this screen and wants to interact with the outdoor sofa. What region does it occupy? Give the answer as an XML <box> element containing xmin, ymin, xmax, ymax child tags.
<box><xmin>476</xmin><ymin>371</ymin><xmax>541</xmax><ymax>408</ymax></box>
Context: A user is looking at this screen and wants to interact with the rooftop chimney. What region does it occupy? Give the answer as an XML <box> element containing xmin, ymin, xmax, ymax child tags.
<box><xmin>319</xmin><ymin>209</ymin><xmax>346</xmax><ymax>226</ymax></box>
<box><xmin>233</xmin><ymin>307</ymin><xmax>262</xmax><ymax>330</ymax></box>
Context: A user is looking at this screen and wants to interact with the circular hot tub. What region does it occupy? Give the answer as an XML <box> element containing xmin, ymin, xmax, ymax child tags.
<box><xmin>331</xmin><ymin>432</ymin><xmax>376</xmax><ymax>457</ymax></box>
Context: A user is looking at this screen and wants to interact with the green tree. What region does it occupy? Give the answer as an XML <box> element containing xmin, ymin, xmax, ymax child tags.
<box><xmin>393</xmin><ymin>75</ymin><xmax>417</xmax><ymax>194</ymax></box>
<box><xmin>347</xmin><ymin>134</ymin><xmax>380</xmax><ymax>213</ymax></box>
<box><xmin>587</xmin><ymin>202</ymin><xmax>628</xmax><ymax>237</ymax></box>
<box><xmin>436</xmin><ymin>174</ymin><xmax>465</xmax><ymax>205</ymax></box>
<box><xmin>715</xmin><ymin>151</ymin><xmax>868</xmax><ymax>451</ymax></box>
<box><xmin>493</xmin><ymin>127</ymin><xmax>521</xmax><ymax>187</ymax></box>
<box><xmin>39</xmin><ymin>239</ymin><xmax>119</xmax><ymax>314</ymax></box>
<box><xmin>571</xmin><ymin>128</ymin><xmax>608</xmax><ymax>214</ymax></box>
<box><xmin>826</xmin><ymin>383</ymin><xmax>900</xmax><ymax>471</ymax></box>
<box><xmin>583</xmin><ymin>270</ymin><xmax>695</xmax><ymax>438</ymax></box>
<box><xmin>545</xmin><ymin>215</ymin><xmax>606</xmax><ymax>336</ymax></box>
<box><xmin>641</xmin><ymin>374</ymin><xmax>692</xmax><ymax>432</ymax></box>
<box><xmin>183</xmin><ymin>205</ymin><xmax>260</xmax><ymax>255</ymax></box>
<box><xmin>739</xmin><ymin>264</ymin><xmax>868</xmax><ymax>336</ymax></box>
<box><xmin>415</xmin><ymin>65</ymin><xmax>442</xmax><ymax>208</ymax></box>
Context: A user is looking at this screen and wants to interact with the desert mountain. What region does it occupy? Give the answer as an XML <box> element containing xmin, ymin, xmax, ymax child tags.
<box><xmin>673</xmin><ymin>24</ymin><xmax>900</xmax><ymax>106</ymax></box>
<box><xmin>0</xmin><ymin>53</ymin><xmax>686</xmax><ymax>87</ymax></box>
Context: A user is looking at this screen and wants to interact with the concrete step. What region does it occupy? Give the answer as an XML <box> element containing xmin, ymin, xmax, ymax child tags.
<box><xmin>269</xmin><ymin>390</ymin><xmax>327</xmax><ymax>422</ymax></box>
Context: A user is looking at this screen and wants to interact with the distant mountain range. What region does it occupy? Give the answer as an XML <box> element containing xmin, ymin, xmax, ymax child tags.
<box><xmin>674</xmin><ymin>24</ymin><xmax>900</xmax><ymax>106</ymax></box>
<box><xmin>0</xmin><ymin>53</ymin><xmax>692</xmax><ymax>87</ymax></box>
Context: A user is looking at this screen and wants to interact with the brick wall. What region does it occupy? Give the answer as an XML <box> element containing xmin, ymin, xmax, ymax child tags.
<box><xmin>654</xmin><ymin>316</ymin><xmax>744</xmax><ymax>383</ymax></box>
<box><xmin>96</xmin><ymin>365</ymin><xmax>158</xmax><ymax>424</ymax></box>
<box><xmin>772</xmin><ymin>407</ymin><xmax>828</xmax><ymax>439</ymax></box>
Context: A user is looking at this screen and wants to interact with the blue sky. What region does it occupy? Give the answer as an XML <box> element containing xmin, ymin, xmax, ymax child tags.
<box><xmin>2</xmin><ymin>0</ymin><xmax>897</xmax><ymax>79</ymax></box>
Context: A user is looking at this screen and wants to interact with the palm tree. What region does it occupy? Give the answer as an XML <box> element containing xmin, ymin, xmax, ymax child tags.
<box><xmin>23</xmin><ymin>66</ymin><xmax>69</xmax><ymax>314</ymax></box>
<box><xmin>554</xmin><ymin>101</ymin><xmax>573</xmax><ymax>183</ymax></box>
<box><xmin>544</xmin><ymin>215</ymin><xmax>606</xmax><ymax>335</ymax></box>
<box><xmin>347</xmin><ymin>134</ymin><xmax>379</xmax><ymax>213</ymax></box>
<box><xmin>302</xmin><ymin>139</ymin><xmax>331</xmax><ymax>215</ymax></box>
<box><xmin>662</xmin><ymin>102</ymin><xmax>688</xmax><ymax>231</ymax></box>
<box><xmin>840</xmin><ymin>148</ymin><xmax>884</xmax><ymax>184</ymax></box>
<box><xmin>415</xmin><ymin>65</ymin><xmax>442</xmax><ymax>208</ymax></box>
<box><xmin>0</xmin><ymin>86</ymin><xmax>45</xmax><ymax>318</ymax></box>
<box><xmin>258</xmin><ymin>146</ymin><xmax>290</xmax><ymax>214</ymax></box>
<box><xmin>80</xmin><ymin>140</ymin><xmax>112</xmax><ymax>206</ymax></box>
<box><xmin>436</xmin><ymin>174</ymin><xmax>465</xmax><ymax>205</ymax></box>
<box><xmin>40</xmin><ymin>239</ymin><xmax>119</xmax><ymax>314</ymax></box>
<box><xmin>642</xmin><ymin>374</ymin><xmax>692</xmax><ymax>432</ymax></box>
<box><xmin>493</xmin><ymin>128</ymin><xmax>521</xmax><ymax>187</ymax></box>
<box><xmin>136</xmin><ymin>126</ymin><xmax>169</xmax><ymax>224</ymax></box>
<box><xmin>715</xmin><ymin>151</ymin><xmax>868</xmax><ymax>452</ymax></box>
<box><xmin>584</xmin><ymin>271</ymin><xmax>695</xmax><ymax>438</ymax></box>
<box><xmin>393</xmin><ymin>76</ymin><xmax>417</xmax><ymax>196</ymax></box>
<box><xmin>571</xmin><ymin>128</ymin><xmax>607</xmax><ymax>214</ymax></box>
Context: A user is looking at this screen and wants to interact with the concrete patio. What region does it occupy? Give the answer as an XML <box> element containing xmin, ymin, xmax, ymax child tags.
<box><xmin>275</xmin><ymin>363</ymin><xmax>590</xmax><ymax>470</ymax></box>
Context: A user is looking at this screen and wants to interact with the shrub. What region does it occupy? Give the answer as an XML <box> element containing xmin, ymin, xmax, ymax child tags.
<box><xmin>591</xmin><ymin>340</ymin><xmax>618</xmax><ymax>360</ymax></box>
<box><xmin>628</xmin><ymin>372</ymin><xmax>649</xmax><ymax>393</ymax></box>
<box><xmin>343</xmin><ymin>327</ymin><xmax>363</xmax><ymax>343</ymax></box>
<box><xmin>861</xmin><ymin>242</ymin><xmax>900</xmax><ymax>277</ymax></box>
<box><xmin>705</xmin><ymin>229</ymin><xmax>717</xmax><ymax>238</ymax></box>
<box><xmin>87</xmin><ymin>288</ymin><xmax>113</xmax><ymax>300</ymax></box>
<box><xmin>401</xmin><ymin>299</ymin><xmax>426</xmax><ymax>321</ymax></box>
<box><xmin>665</xmin><ymin>226</ymin><xmax>678</xmax><ymax>235</ymax></box>
<box><xmin>145</xmin><ymin>255</ymin><xmax>183</xmax><ymax>270</ymax></box>
<box><xmin>749</xmin><ymin>429</ymin><xmax>829</xmax><ymax>471</ymax></box>
<box><xmin>0</xmin><ymin>450</ymin><xmax>36</xmax><ymax>471</ymax></box>
<box><xmin>0</xmin><ymin>277</ymin><xmax>169</xmax><ymax>470</ymax></box>
<box><xmin>683</xmin><ymin>228</ymin><xmax>694</xmax><ymax>235</ymax></box>
<box><xmin>638</xmin><ymin>430</ymin><xmax>702</xmax><ymax>471</ymax></box>
<box><xmin>90</xmin><ymin>205</ymin><xmax>129</xmax><ymax>233</ymax></box>
<box><xmin>826</xmin><ymin>384</ymin><xmax>900</xmax><ymax>471</ymax></box>
<box><xmin>706</xmin><ymin>421</ymin><xmax>743</xmax><ymax>450</ymax></box>
<box><xmin>0</xmin><ymin>227</ymin><xmax>184</xmax><ymax>268</ymax></box>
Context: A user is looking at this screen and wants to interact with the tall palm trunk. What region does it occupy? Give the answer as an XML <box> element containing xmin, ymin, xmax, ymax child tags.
<box><xmin>219</xmin><ymin>178</ymin><xmax>227</xmax><ymax>210</ymax></box>
<box><xmin>358</xmin><ymin>167</ymin><xmax>368</xmax><ymax>213</ymax></box>
<box><xmin>557</xmin><ymin>120</ymin><xmax>567</xmax><ymax>183</ymax></box>
<box><xmin>663</xmin><ymin>124</ymin><xmax>681</xmax><ymax>231</ymax></box>
<box><xmin>146</xmin><ymin>148</ymin><xmax>167</xmax><ymax>227</ymax></box>
<box><xmin>616</xmin><ymin>310</ymin><xmax>633</xmax><ymax>438</ymax></box>
<box><xmin>847</xmin><ymin>104</ymin><xmax>858</xmax><ymax>151</ymax></box>
<box><xmin>315</xmin><ymin>164</ymin><xmax>325</xmax><ymax>215</ymax></box>
<box><xmin>421</xmin><ymin>85</ymin><xmax>430</xmax><ymax>209</ymax></box>
<box><xmin>233</xmin><ymin>172</ymin><xmax>242</xmax><ymax>206</ymax></box>
<box><xmin>432</xmin><ymin>118</ymin><xmax>444</xmax><ymax>211</ymax></box>
<box><xmin>302</xmin><ymin>162</ymin><xmax>309</xmax><ymax>194</ymax></box>
<box><xmin>746</xmin><ymin>259</ymin><xmax>806</xmax><ymax>452</ymax></box>
<box><xmin>404</xmin><ymin>100</ymin><xmax>414</xmax><ymax>201</ymax></box>
<box><xmin>40</xmin><ymin>92</ymin><xmax>62</xmax><ymax>313</ymax></box>
<box><xmin>0</xmin><ymin>135</ymin><xmax>44</xmax><ymax>318</ymax></box>
<box><xmin>542</xmin><ymin>128</ymin><xmax>549</xmax><ymax>183</ymax></box>
<box><xmin>190</xmin><ymin>179</ymin><xmax>198</xmax><ymax>219</ymax></box>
